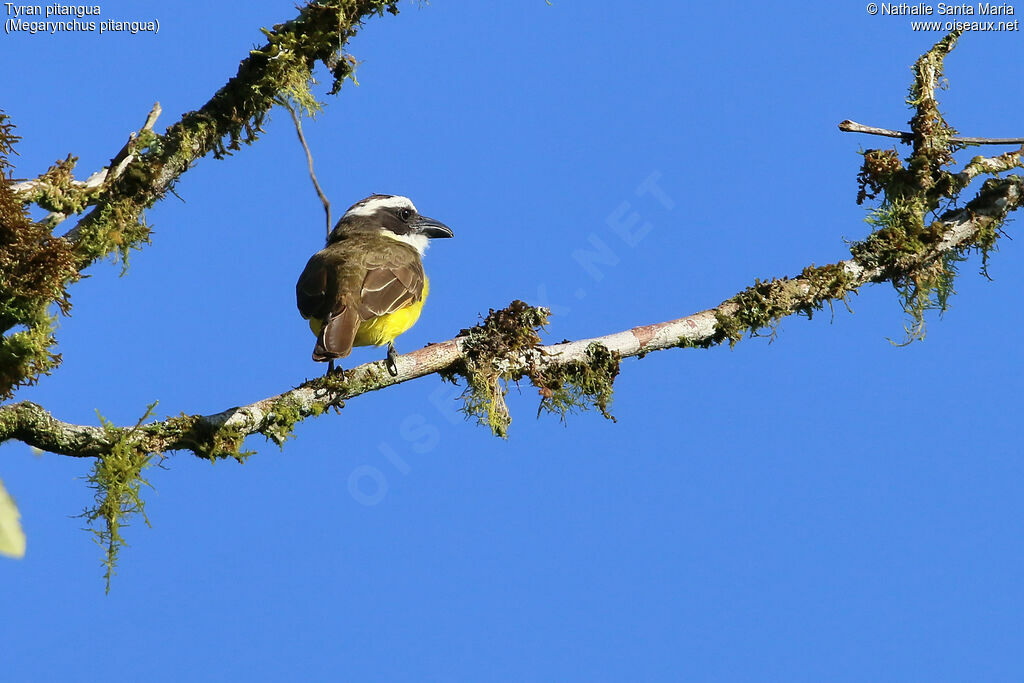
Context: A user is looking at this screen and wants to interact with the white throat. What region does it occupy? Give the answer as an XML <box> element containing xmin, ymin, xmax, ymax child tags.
<box><xmin>381</xmin><ymin>230</ymin><xmax>429</xmax><ymax>255</ymax></box>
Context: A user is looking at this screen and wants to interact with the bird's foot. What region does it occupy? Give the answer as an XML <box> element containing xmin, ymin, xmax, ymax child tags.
<box><xmin>325</xmin><ymin>359</ymin><xmax>345</xmax><ymax>379</ymax></box>
<box><xmin>385</xmin><ymin>343</ymin><xmax>399</xmax><ymax>377</ymax></box>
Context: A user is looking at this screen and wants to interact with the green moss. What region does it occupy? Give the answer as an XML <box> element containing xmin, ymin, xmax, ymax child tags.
<box><xmin>80</xmin><ymin>403</ymin><xmax>158</xmax><ymax>594</ymax></box>
<box><xmin>711</xmin><ymin>308</ymin><xmax>746</xmax><ymax>347</ymax></box>
<box><xmin>0</xmin><ymin>313</ymin><xmax>62</xmax><ymax>396</ymax></box>
<box><xmin>675</xmin><ymin>335</ymin><xmax>711</xmax><ymax>350</ymax></box>
<box><xmin>959</xmin><ymin>177</ymin><xmax>1016</xmax><ymax>276</ymax></box>
<box><xmin>461</xmin><ymin>369</ymin><xmax>512</xmax><ymax>438</ymax></box>
<box><xmin>441</xmin><ymin>300</ymin><xmax>550</xmax><ymax>438</ymax></box>
<box><xmin>72</xmin><ymin>199</ymin><xmax>152</xmax><ymax>273</ymax></box>
<box><xmin>160</xmin><ymin>413</ymin><xmax>253</xmax><ymax>463</ymax></box>
<box><xmin>314</xmin><ymin>368</ymin><xmax>352</xmax><ymax>396</ymax></box>
<box><xmin>260</xmin><ymin>395</ymin><xmax>307</xmax><ymax>447</ymax></box>
<box><xmin>303</xmin><ymin>360</ymin><xmax>380</xmax><ymax>400</ymax></box>
<box><xmin>709</xmin><ymin>262</ymin><xmax>857</xmax><ymax>347</ymax></box>
<box><xmin>842</xmin><ymin>31</ymin><xmax>1022</xmax><ymax>345</ymax></box>
<box><xmin>533</xmin><ymin>342</ymin><xmax>620</xmax><ymax>423</ymax></box>
<box><xmin>848</xmin><ymin>158</ymin><xmax>1013</xmax><ymax>345</ymax></box>
<box><xmin>906</xmin><ymin>32</ymin><xmax>961</xmax><ymax>185</ymax></box>
<box><xmin>20</xmin><ymin>155</ymin><xmax>102</xmax><ymax>215</ymax></box>
<box><xmin>857</xmin><ymin>148</ymin><xmax>905</xmax><ymax>205</ymax></box>
<box><xmin>0</xmin><ymin>111</ymin><xmax>79</xmax><ymax>396</ymax></box>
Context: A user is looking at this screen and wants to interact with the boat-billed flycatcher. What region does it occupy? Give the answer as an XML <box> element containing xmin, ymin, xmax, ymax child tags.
<box><xmin>296</xmin><ymin>194</ymin><xmax>454</xmax><ymax>376</ymax></box>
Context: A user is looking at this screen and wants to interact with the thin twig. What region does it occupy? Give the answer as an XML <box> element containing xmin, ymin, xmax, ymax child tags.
<box><xmin>277</xmin><ymin>97</ymin><xmax>332</xmax><ymax>239</ymax></box>
<box><xmin>839</xmin><ymin>119</ymin><xmax>1024</xmax><ymax>146</ymax></box>
<box><xmin>107</xmin><ymin>102</ymin><xmax>163</xmax><ymax>172</ymax></box>
<box><xmin>12</xmin><ymin>102</ymin><xmax>164</xmax><ymax>230</ymax></box>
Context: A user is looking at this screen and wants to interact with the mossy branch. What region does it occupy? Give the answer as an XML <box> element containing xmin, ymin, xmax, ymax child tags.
<box><xmin>1</xmin><ymin>159</ymin><xmax>1020</xmax><ymax>459</ymax></box>
<box><xmin>0</xmin><ymin>31</ymin><xmax>1018</xmax><ymax>454</ymax></box>
<box><xmin>0</xmin><ymin>113</ymin><xmax>78</xmax><ymax>397</ymax></box>
<box><xmin>847</xmin><ymin>32</ymin><xmax>1022</xmax><ymax>342</ymax></box>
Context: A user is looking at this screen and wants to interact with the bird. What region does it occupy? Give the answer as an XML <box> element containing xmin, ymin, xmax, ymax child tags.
<box><xmin>296</xmin><ymin>194</ymin><xmax>454</xmax><ymax>377</ymax></box>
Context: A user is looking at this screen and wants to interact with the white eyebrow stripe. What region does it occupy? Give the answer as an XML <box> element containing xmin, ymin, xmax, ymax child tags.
<box><xmin>344</xmin><ymin>195</ymin><xmax>417</xmax><ymax>217</ymax></box>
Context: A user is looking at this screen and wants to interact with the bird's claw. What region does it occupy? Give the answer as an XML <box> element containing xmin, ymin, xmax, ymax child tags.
<box><xmin>325</xmin><ymin>359</ymin><xmax>345</xmax><ymax>378</ymax></box>
<box><xmin>385</xmin><ymin>344</ymin><xmax>399</xmax><ymax>377</ymax></box>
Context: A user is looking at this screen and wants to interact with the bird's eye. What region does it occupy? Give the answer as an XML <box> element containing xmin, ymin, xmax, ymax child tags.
<box><xmin>399</xmin><ymin>208</ymin><xmax>413</xmax><ymax>221</ymax></box>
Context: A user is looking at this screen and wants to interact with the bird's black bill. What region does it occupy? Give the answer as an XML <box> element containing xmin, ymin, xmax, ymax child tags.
<box><xmin>412</xmin><ymin>215</ymin><xmax>454</xmax><ymax>239</ymax></box>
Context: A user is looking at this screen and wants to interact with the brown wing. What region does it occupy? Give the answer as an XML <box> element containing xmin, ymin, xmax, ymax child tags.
<box><xmin>297</xmin><ymin>239</ymin><xmax>423</xmax><ymax>361</ymax></box>
<box><xmin>357</xmin><ymin>261</ymin><xmax>424</xmax><ymax>319</ymax></box>
<box><xmin>295</xmin><ymin>253</ymin><xmax>330</xmax><ymax>322</ymax></box>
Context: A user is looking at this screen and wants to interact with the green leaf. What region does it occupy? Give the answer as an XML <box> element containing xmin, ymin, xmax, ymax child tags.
<box><xmin>0</xmin><ymin>477</ymin><xmax>26</xmax><ymax>559</ymax></box>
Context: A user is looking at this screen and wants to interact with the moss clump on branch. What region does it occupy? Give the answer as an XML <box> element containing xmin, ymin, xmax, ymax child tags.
<box><xmin>314</xmin><ymin>361</ymin><xmax>388</xmax><ymax>399</ymax></box>
<box><xmin>157</xmin><ymin>393</ymin><xmax>331</xmax><ymax>462</ymax></box>
<box><xmin>883</xmin><ymin>177</ymin><xmax>1017</xmax><ymax>343</ymax></box>
<box><xmin>905</xmin><ymin>31</ymin><xmax>961</xmax><ymax>196</ymax></box>
<box><xmin>851</xmin><ymin>206</ymin><xmax>964</xmax><ymax>344</ymax></box>
<box><xmin>260</xmin><ymin>394</ymin><xmax>312</xmax><ymax>447</ymax></box>
<box><xmin>71</xmin><ymin>199</ymin><xmax>152</xmax><ymax>273</ymax></box>
<box><xmin>158</xmin><ymin>414</ymin><xmax>253</xmax><ymax>464</ymax></box>
<box><xmin>844</xmin><ymin>30</ymin><xmax>1018</xmax><ymax>344</ymax></box>
<box><xmin>856</xmin><ymin>148</ymin><xmax>905</xmax><ymax>205</ymax></box>
<box><xmin>80</xmin><ymin>403</ymin><xmax>159</xmax><ymax>594</ymax></box>
<box><xmin>0</xmin><ymin>320</ymin><xmax>62</xmax><ymax>398</ymax></box>
<box><xmin>955</xmin><ymin>176</ymin><xmax>1019</xmax><ymax>270</ymax></box>
<box><xmin>440</xmin><ymin>300</ymin><xmax>550</xmax><ymax>438</ymax></box>
<box><xmin>19</xmin><ymin>155</ymin><xmax>99</xmax><ymax>215</ymax></box>
<box><xmin>710</xmin><ymin>262</ymin><xmax>857</xmax><ymax>347</ymax></box>
<box><xmin>533</xmin><ymin>342</ymin><xmax>620</xmax><ymax>423</ymax></box>
<box><xmin>0</xmin><ymin>112</ymin><xmax>79</xmax><ymax>397</ymax></box>
<box><xmin>442</xmin><ymin>302</ymin><xmax>624</xmax><ymax>435</ymax></box>
<box><xmin>849</xmin><ymin>33</ymin><xmax>958</xmax><ymax>343</ymax></box>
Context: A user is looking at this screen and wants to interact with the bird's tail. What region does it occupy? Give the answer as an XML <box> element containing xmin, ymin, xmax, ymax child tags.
<box><xmin>313</xmin><ymin>306</ymin><xmax>359</xmax><ymax>361</ymax></box>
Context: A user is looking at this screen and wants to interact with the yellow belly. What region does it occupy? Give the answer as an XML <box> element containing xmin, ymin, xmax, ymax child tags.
<box><xmin>353</xmin><ymin>287</ymin><xmax>427</xmax><ymax>347</ymax></box>
<box><xmin>309</xmin><ymin>277</ymin><xmax>429</xmax><ymax>348</ymax></box>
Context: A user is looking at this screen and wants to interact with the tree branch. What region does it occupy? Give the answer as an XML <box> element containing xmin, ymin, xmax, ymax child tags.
<box><xmin>2</xmin><ymin>173</ymin><xmax>1019</xmax><ymax>458</ymax></box>
<box><xmin>839</xmin><ymin>119</ymin><xmax>1024</xmax><ymax>146</ymax></box>
<box><xmin>10</xmin><ymin>102</ymin><xmax>163</xmax><ymax>229</ymax></box>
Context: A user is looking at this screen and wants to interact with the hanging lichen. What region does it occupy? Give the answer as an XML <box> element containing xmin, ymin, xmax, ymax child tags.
<box><xmin>532</xmin><ymin>342</ymin><xmax>620</xmax><ymax>423</ymax></box>
<box><xmin>80</xmin><ymin>403</ymin><xmax>159</xmax><ymax>594</ymax></box>
<box><xmin>440</xmin><ymin>300</ymin><xmax>549</xmax><ymax>438</ymax></box>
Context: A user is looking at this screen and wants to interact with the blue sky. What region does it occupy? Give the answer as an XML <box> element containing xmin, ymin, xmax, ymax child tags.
<box><xmin>3</xmin><ymin>2</ymin><xmax>1024</xmax><ymax>680</ymax></box>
